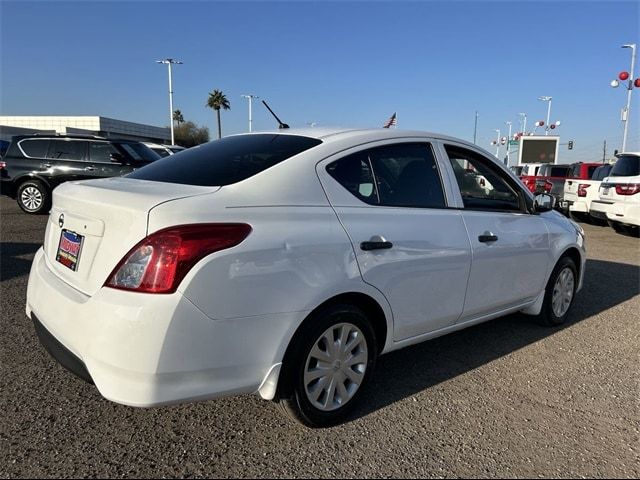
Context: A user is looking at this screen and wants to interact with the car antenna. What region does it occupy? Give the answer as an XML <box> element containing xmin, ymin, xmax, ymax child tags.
<box><xmin>261</xmin><ymin>100</ymin><xmax>289</xmax><ymax>129</ymax></box>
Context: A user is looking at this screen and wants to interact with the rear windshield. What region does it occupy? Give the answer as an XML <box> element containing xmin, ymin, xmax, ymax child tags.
<box><xmin>128</xmin><ymin>134</ymin><xmax>322</xmax><ymax>186</ymax></box>
<box><xmin>540</xmin><ymin>165</ymin><xmax>570</xmax><ymax>177</ymax></box>
<box><xmin>592</xmin><ymin>164</ymin><xmax>613</xmax><ymax>181</ymax></box>
<box><xmin>610</xmin><ymin>155</ymin><xmax>640</xmax><ymax>177</ymax></box>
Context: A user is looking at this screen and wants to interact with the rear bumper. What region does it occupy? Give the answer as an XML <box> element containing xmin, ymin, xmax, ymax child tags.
<box><xmin>589</xmin><ymin>200</ymin><xmax>613</xmax><ymax>220</ymax></box>
<box><xmin>26</xmin><ymin>248</ymin><xmax>294</xmax><ymax>407</ymax></box>
<box><xmin>607</xmin><ymin>202</ymin><xmax>640</xmax><ymax>227</ymax></box>
<box><xmin>32</xmin><ymin>313</ymin><xmax>93</xmax><ymax>384</ymax></box>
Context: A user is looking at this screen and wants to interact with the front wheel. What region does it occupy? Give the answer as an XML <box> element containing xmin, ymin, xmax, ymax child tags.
<box><xmin>279</xmin><ymin>304</ymin><xmax>377</xmax><ymax>428</ymax></box>
<box><xmin>537</xmin><ymin>256</ymin><xmax>578</xmax><ymax>326</ymax></box>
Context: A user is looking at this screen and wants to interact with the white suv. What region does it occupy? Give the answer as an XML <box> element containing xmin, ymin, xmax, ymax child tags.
<box><xmin>593</xmin><ymin>153</ymin><xmax>640</xmax><ymax>233</ymax></box>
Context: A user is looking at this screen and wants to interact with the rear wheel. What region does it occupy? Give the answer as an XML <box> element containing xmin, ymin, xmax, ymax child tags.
<box><xmin>279</xmin><ymin>304</ymin><xmax>377</xmax><ymax>428</ymax></box>
<box><xmin>17</xmin><ymin>180</ymin><xmax>50</xmax><ymax>214</ymax></box>
<box><xmin>537</xmin><ymin>256</ymin><xmax>578</xmax><ymax>326</ymax></box>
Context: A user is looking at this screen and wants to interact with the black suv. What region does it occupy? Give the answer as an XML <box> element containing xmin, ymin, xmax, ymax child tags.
<box><xmin>0</xmin><ymin>134</ymin><xmax>160</xmax><ymax>214</ymax></box>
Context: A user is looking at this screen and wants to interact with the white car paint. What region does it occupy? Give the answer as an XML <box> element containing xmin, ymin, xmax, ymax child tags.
<box><xmin>26</xmin><ymin>128</ymin><xmax>585</xmax><ymax>408</ymax></box>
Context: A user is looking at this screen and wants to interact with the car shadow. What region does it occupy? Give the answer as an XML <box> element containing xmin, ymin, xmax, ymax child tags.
<box><xmin>350</xmin><ymin>258</ymin><xmax>639</xmax><ymax>421</ymax></box>
<box><xmin>0</xmin><ymin>242</ymin><xmax>41</xmax><ymax>282</ymax></box>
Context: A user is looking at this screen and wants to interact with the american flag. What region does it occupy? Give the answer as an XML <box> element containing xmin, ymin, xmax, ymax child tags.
<box><xmin>383</xmin><ymin>112</ymin><xmax>397</xmax><ymax>128</ymax></box>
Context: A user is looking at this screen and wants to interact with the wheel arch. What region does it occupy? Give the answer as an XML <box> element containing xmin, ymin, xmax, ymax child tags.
<box><xmin>273</xmin><ymin>291</ymin><xmax>388</xmax><ymax>401</ymax></box>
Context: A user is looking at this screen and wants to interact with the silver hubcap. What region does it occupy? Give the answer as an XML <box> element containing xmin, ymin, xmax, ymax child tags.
<box><xmin>552</xmin><ymin>267</ymin><xmax>575</xmax><ymax>318</ymax></box>
<box><xmin>21</xmin><ymin>186</ymin><xmax>43</xmax><ymax>211</ymax></box>
<box><xmin>304</xmin><ymin>322</ymin><xmax>368</xmax><ymax>412</ymax></box>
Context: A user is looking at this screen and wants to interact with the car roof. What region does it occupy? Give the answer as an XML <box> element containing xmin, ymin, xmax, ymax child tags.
<box><xmin>232</xmin><ymin>127</ymin><xmax>495</xmax><ymax>156</ymax></box>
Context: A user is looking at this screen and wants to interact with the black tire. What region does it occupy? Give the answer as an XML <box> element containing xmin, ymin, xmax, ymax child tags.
<box><xmin>16</xmin><ymin>180</ymin><xmax>50</xmax><ymax>214</ymax></box>
<box><xmin>536</xmin><ymin>256</ymin><xmax>578</xmax><ymax>326</ymax></box>
<box><xmin>278</xmin><ymin>304</ymin><xmax>377</xmax><ymax>428</ymax></box>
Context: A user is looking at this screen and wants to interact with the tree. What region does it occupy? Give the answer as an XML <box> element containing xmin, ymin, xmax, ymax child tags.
<box><xmin>173</xmin><ymin>121</ymin><xmax>210</xmax><ymax>148</ymax></box>
<box><xmin>206</xmin><ymin>89</ymin><xmax>231</xmax><ymax>139</ymax></box>
<box><xmin>173</xmin><ymin>109</ymin><xmax>184</xmax><ymax>126</ymax></box>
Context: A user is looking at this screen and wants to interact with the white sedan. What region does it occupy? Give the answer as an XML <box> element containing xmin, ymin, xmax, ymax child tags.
<box><xmin>26</xmin><ymin>128</ymin><xmax>585</xmax><ymax>427</ymax></box>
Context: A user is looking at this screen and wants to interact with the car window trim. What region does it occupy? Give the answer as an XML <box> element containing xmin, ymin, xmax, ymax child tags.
<box><xmin>17</xmin><ymin>138</ymin><xmax>51</xmax><ymax>159</ymax></box>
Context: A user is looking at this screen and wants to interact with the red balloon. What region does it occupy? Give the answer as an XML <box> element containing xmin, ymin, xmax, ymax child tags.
<box><xmin>550</xmin><ymin>124</ymin><xmax>556</xmax><ymax>129</ymax></box>
<box><xmin>635</xmin><ymin>78</ymin><xmax>640</xmax><ymax>88</ymax></box>
<box><xmin>539</xmin><ymin>120</ymin><xmax>545</xmax><ymax>126</ymax></box>
<box><xmin>619</xmin><ymin>71</ymin><xmax>630</xmax><ymax>81</ymax></box>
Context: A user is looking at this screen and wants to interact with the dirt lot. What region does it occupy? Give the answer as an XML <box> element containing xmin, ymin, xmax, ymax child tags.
<box><xmin>1</xmin><ymin>195</ymin><xmax>638</xmax><ymax>478</ymax></box>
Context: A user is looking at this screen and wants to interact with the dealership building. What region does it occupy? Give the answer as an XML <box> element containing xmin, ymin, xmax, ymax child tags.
<box><xmin>0</xmin><ymin>116</ymin><xmax>170</xmax><ymax>144</ymax></box>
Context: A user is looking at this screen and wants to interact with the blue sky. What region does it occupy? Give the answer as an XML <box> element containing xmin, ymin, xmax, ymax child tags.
<box><xmin>1</xmin><ymin>0</ymin><xmax>639</xmax><ymax>162</ymax></box>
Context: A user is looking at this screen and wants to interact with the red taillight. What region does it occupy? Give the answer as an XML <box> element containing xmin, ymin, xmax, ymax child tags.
<box><xmin>615</xmin><ymin>184</ymin><xmax>640</xmax><ymax>195</ymax></box>
<box><xmin>577</xmin><ymin>184</ymin><xmax>590</xmax><ymax>197</ymax></box>
<box><xmin>523</xmin><ymin>178</ymin><xmax>536</xmax><ymax>192</ymax></box>
<box><xmin>544</xmin><ymin>180</ymin><xmax>553</xmax><ymax>193</ymax></box>
<box><xmin>105</xmin><ymin>223</ymin><xmax>252</xmax><ymax>294</ymax></box>
<box><xmin>0</xmin><ymin>161</ymin><xmax>6</xmax><ymax>169</ymax></box>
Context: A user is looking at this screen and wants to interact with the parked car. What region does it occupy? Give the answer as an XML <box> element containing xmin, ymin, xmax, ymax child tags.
<box><xmin>560</xmin><ymin>162</ymin><xmax>606</xmax><ymax>220</ymax></box>
<box><xmin>520</xmin><ymin>163</ymin><xmax>572</xmax><ymax>206</ymax></box>
<box><xmin>592</xmin><ymin>153</ymin><xmax>639</xmax><ymax>233</ymax></box>
<box><xmin>143</xmin><ymin>142</ymin><xmax>186</xmax><ymax>158</ymax></box>
<box><xmin>27</xmin><ymin>129</ymin><xmax>585</xmax><ymax>427</ymax></box>
<box><xmin>519</xmin><ymin>162</ymin><xmax>546</xmax><ymax>192</ymax></box>
<box><xmin>0</xmin><ymin>134</ymin><xmax>161</xmax><ymax>214</ymax></box>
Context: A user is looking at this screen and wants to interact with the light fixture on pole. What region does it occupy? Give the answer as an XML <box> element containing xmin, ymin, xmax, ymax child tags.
<box><xmin>156</xmin><ymin>58</ymin><xmax>183</xmax><ymax>145</ymax></box>
<box><xmin>610</xmin><ymin>43</ymin><xmax>637</xmax><ymax>152</ymax></box>
<box><xmin>538</xmin><ymin>96</ymin><xmax>552</xmax><ymax>136</ymax></box>
<box><xmin>241</xmin><ymin>94</ymin><xmax>259</xmax><ymax>132</ymax></box>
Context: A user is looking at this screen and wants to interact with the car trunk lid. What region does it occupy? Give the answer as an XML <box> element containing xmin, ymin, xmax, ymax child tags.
<box><xmin>43</xmin><ymin>177</ymin><xmax>218</xmax><ymax>296</ymax></box>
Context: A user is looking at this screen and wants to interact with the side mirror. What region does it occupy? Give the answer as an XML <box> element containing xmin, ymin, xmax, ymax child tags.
<box><xmin>110</xmin><ymin>152</ymin><xmax>125</xmax><ymax>163</ymax></box>
<box><xmin>534</xmin><ymin>193</ymin><xmax>555</xmax><ymax>212</ymax></box>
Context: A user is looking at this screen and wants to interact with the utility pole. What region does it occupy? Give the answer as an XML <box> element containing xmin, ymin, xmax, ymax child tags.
<box><xmin>473</xmin><ymin>111</ymin><xmax>479</xmax><ymax>144</ymax></box>
<box><xmin>156</xmin><ymin>58</ymin><xmax>183</xmax><ymax>145</ymax></box>
<box><xmin>505</xmin><ymin>121</ymin><xmax>512</xmax><ymax>166</ymax></box>
<box><xmin>603</xmin><ymin>140</ymin><xmax>607</xmax><ymax>163</ymax></box>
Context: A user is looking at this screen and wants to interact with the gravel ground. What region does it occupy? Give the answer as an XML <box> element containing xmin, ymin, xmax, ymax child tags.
<box><xmin>1</xmin><ymin>195</ymin><xmax>638</xmax><ymax>478</ymax></box>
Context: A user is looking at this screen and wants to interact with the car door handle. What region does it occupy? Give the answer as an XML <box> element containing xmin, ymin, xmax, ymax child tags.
<box><xmin>478</xmin><ymin>232</ymin><xmax>498</xmax><ymax>243</ymax></box>
<box><xmin>84</xmin><ymin>166</ymin><xmax>96</xmax><ymax>172</ymax></box>
<box><xmin>43</xmin><ymin>163</ymin><xmax>52</xmax><ymax>168</ymax></box>
<box><xmin>360</xmin><ymin>235</ymin><xmax>393</xmax><ymax>251</ymax></box>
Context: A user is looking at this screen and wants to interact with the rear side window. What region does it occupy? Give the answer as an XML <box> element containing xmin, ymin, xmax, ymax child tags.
<box><xmin>327</xmin><ymin>143</ymin><xmax>446</xmax><ymax>208</ymax></box>
<box><xmin>129</xmin><ymin>134</ymin><xmax>322</xmax><ymax>186</ymax></box>
<box><xmin>90</xmin><ymin>142</ymin><xmax>118</xmax><ymax>162</ymax></box>
<box><xmin>592</xmin><ymin>165</ymin><xmax>612</xmax><ymax>181</ymax></box>
<box><xmin>47</xmin><ymin>140</ymin><xmax>88</xmax><ymax>160</ymax></box>
<box><xmin>116</xmin><ymin>143</ymin><xmax>159</xmax><ymax>163</ymax></box>
<box><xmin>550</xmin><ymin>166</ymin><xmax>571</xmax><ymax>177</ymax></box>
<box><xmin>610</xmin><ymin>155</ymin><xmax>640</xmax><ymax>176</ymax></box>
<box><xmin>19</xmin><ymin>139</ymin><xmax>50</xmax><ymax>158</ymax></box>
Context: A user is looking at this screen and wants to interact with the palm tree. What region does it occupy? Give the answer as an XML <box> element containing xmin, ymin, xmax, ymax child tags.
<box><xmin>173</xmin><ymin>109</ymin><xmax>184</xmax><ymax>126</ymax></box>
<box><xmin>206</xmin><ymin>90</ymin><xmax>231</xmax><ymax>139</ymax></box>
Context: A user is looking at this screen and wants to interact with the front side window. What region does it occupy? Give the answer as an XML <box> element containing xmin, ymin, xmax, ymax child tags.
<box><xmin>47</xmin><ymin>140</ymin><xmax>88</xmax><ymax>161</ymax></box>
<box><xmin>327</xmin><ymin>143</ymin><xmax>446</xmax><ymax>208</ymax></box>
<box><xmin>445</xmin><ymin>145</ymin><xmax>521</xmax><ymax>212</ymax></box>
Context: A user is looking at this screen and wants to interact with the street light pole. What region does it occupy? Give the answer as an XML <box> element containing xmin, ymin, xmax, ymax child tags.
<box><xmin>473</xmin><ymin>111</ymin><xmax>479</xmax><ymax>145</ymax></box>
<box><xmin>519</xmin><ymin>112</ymin><xmax>527</xmax><ymax>135</ymax></box>
<box><xmin>505</xmin><ymin>121</ymin><xmax>512</xmax><ymax>166</ymax></box>
<box><xmin>622</xmin><ymin>44</ymin><xmax>636</xmax><ymax>152</ymax></box>
<box><xmin>156</xmin><ymin>58</ymin><xmax>183</xmax><ymax>145</ymax></box>
<box><xmin>494</xmin><ymin>129</ymin><xmax>501</xmax><ymax>158</ymax></box>
<box><xmin>538</xmin><ymin>96</ymin><xmax>552</xmax><ymax>136</ymax></box>
<box><xmin>241</xmin><ymin>94</ymin><xmax>259</xmax><ymax>132</ymax></box>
